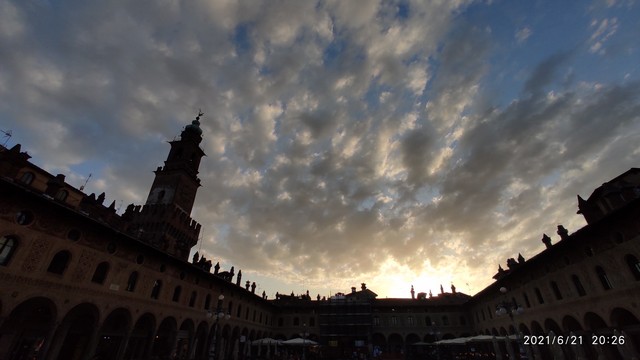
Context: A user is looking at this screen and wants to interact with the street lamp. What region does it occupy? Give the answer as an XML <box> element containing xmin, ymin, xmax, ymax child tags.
<box><xmin>495</xmin><ymin>287</ymin><xmax>527</xmax><ymax>358</ymax></box>
<box><xmin>430</xmin><ymin>321</ymin><xmax>441</xmax><ymax>360</ymax></box>
<box><xmin>300</xmin><ymin>323</ymin><xmax>309</xmax><ymax>360</ymax></box>
<box><xmin>208</xmin><ymin>294</ymin><xmax>231</xmax><ymax>360</ymax></box>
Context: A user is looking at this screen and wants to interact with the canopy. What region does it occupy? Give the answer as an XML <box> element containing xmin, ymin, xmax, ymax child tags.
<box><xmin>435</xmin><ymin>335</ymin><xmax>518</xmax><ymax>345</ymax></box>
<box><xmin>252</xmin><ymin>338</ymin><xmax>282</xmax><ymax>345</ymax></box>
<box><xmin>282</xmin><ymin>338</ymin><xmax>318</xmax><ymax>346</ymax></box>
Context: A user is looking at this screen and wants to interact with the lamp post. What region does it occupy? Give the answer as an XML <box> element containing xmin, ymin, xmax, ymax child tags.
<box><xmin>430</xmin><ymin>321</ymin><xmax>441</xmax><ymax>360</ymax></box>
<box><xmin>208</xmin><ymin>294</ymin><xmax>231</xmax><ymax>360</ymax></box>
<box><xmin>300</xmin><ymin>323</ymin><xmax>309</xmax><ymax>360</ymax></box>
<box><xmin>495</xmin><ymin>287</ymin><xmax>526</xmax><ymax>358</ymax></box>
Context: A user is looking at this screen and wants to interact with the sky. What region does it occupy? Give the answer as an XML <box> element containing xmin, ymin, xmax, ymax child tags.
<box><xmin>1</xmin><ymin>0</ymin><xmax>639</xmax><ymax>299</ymax></box>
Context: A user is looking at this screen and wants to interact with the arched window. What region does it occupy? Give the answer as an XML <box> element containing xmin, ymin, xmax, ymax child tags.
<box><xmin>172</xmin><ymin>286</ymin><xmax>182</xmax><ymax>302</ymax></box>
<box><xmin>442</xmin><ymin>316</ymin><xmax>449</xmax><ymax>326</ymax></box>
<box><xmin>151</xmin><ymin>280</ymin><xmax>162</xmax><ymax>299</ymax></box>
<box><xmin>91</xmin><ymin>262</ymin><xmax>109</xmax><ymax>284</ymax></box>
<box><xmin>293</xmin><ymin>317</ymin><xmax>300</xmax><ymax>326</ymax></box>
<box><xmin>204</xmin><ymin>294</ymin><xmax>212</xmax><ymax>309</ymax></box>
<box><xmin>237</xmin><ymin>304</ymin><xmax>242</xmax><ymax>318</ymax></box>
<box><xmin>550</xmin><ymin>281</ymin><xmax>563</xmax><ymax>300</ymax></box>
<box><xmin>0</xmin><ymin>235</ymin><xmax>18</xmax><ymax>266</ymax></box>
<box><xmin>47</xmin><ymin>250</ymin><xmax>71</xmax><ymax>275</ymax></box>
<box><xmin>55</xmin><ymin>189</ymin><xmax>69</xmax><ymax>201</ymax></box>
<box><xmin>596</xmin><ymin>266</ymin><xmax>613</xmax><ymax>290</ymax></box>
<box><xmin>625</xmin><ymin>254</ymin><xmax>640</xmax><ymax>280</ymax></box>
<box><xmin>523</xmin><ymin>292</ymin><xmax>531</xmax><ymax>307</ymax></box>
<box><xmin>19</xmin><ymin>171</ymin><xmax>35</xmax><ymax>185</ymax></box>
<box><xmin>126</xmin><ymin>271</ymin><xmax>138</xmax><ymax>292</ymax></box>
<box><xmin>534</xmin><ymin>288</ymin><xmax>544</xmax><ymax>304</ymax></box>
<box><xmin>572</xmin><ymin>275</ymin><xmax>586</xmax><ymax>296</ymax></box>
<box><xmin>189</xmin><ymin>291</ymin><xmax>197</xmax><ymax>307</ymax></box>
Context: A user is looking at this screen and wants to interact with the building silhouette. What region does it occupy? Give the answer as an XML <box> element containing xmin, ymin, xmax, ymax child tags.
<box><xmin>1</xmin><ymin>116</ymin><xmax>639</xmax><ymax>359</ymax></box>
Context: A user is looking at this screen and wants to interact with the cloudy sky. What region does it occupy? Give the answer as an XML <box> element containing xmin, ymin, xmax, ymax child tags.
<box><xmin>2</xmin><ymin>0</ymin><xmax>639</xmax><ymax>298</ymax></box>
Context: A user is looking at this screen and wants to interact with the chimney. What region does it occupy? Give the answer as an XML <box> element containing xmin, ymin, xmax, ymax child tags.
<box><xmin>351</xmin><ymin>287</ymin><xmax>356</xmax><ymax>294</ymax></box>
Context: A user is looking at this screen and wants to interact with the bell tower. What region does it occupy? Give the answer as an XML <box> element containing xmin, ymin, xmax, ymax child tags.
<box><xmin>125</xmin><ymin>112</ymin><xmax>206</xmax><ymax>261</ymax></box>
<box><xmin>146</xmin><ymin>112</ymin><xmax>206</xmax><ymax>213</ymax></box>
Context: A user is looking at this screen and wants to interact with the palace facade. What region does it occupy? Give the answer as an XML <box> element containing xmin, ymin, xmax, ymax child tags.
<box><xmin>1</xmin><ymin>116</ymin><xmax>639</xmax><ymax>360</ymax></box>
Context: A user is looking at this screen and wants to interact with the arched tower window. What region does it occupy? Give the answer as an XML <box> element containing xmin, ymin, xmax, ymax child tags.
<box><xmin>204</xmin><ymin>294</ymin><xmax>212</xmax><ymax>310</ymax></box>
<box><xmin>189</xmin><ymin>291</ymin><xmax>197</xmax><ymax>307</ymax></box>
<box><xmin>151</xmin><ymin>280</ymin><xmax>162</xmax><ymax>299</ymax></box>
<box><xmin>625</xmin><ymin>254</ymin><xmax>640</xmax><ymax>280</ymax></box>
<box><xmin>91</xmin><ymin>262</ymin><xmax>109</xmax><ymax>284</ymax></box>
<box><xmin>47</xmin><ymin>250</ymin><xmax>71</xmax><ymax>275</ymax></box>
<box><xmin>126</xmin><ymin>271</ymin><xmax>139</xmax><ymax>292</ymax></box>
<box><xmin>0</xmin><ymin>235</ymin><xmax>18</xmax><ymax>266</ymax></box>
<box><xmin>596</xmin><ymin>266</ymin><xmax>613</xmax><ymax>290</ymax></box>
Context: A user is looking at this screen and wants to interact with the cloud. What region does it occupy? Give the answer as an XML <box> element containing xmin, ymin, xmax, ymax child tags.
<box><xmin>2</xmin><ymin>0</ymin><xmax>639</xmax><ymax>298</ymax></box>
<box><xmin>515</xmin><ymin>26</ymin><xmax>532</xmax><ymax>44</ymax></box>
<box><xmin>589</xmin><ymin>17</ymin><xmax>619</xmax><ymax>54</ymax></box>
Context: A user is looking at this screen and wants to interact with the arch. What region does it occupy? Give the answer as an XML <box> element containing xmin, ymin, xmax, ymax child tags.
<box><xmin>152</xmin><ymin>317</ymin><xmax>178</xmax><ymax>358</ymax></box>
<box><xmin>172</xmin><ymin>285</ymin><xmax>182</xmax><ymax>302</ymax></box>
<box><xmin>0</xmin><ymin>234</ymin><xmax>19</xmax><ymax>266</ymax></box>
<box><xmin>595</xmin><ymin>266</ymin><xmax>613</xmax><ymax>290</ymax></box>
<box><xmin>151</xmin><ymin>279</ymin><xmax>162</xmax><ymax>299</ymax></box>
<box><xmin>91</xmin><ymin>261</ymin><xmax>109</xmax><ymax>284</ymax></box>
<box><xmin>534</xmin><ymin>287</ymin><xmax>545</xmax><ymax>304</ymax></box>
<box><xmin>562</xmin><ymin>315</ymin><xmax>583</xmax><ymax>333</ymax></box>
<box><xmin>544</xmin><ymin>318</ymin><xmax>562</xmax><ymax>334</ymax></box>
<box><xmin>610</xmin><ymin>307</ymin><xmax>640</xmax><ymax>328</ymax></box>
<box><xmin>625</xmin><ymin>254</ymin><xmax>640</xmax><ymax>280</ymax></box>
<box><xmin>584</xmin><ymin>312</ymin><xmax>608</xmax><ymax>331</ymax></box>
<box><xmin>47</xmin><ymin>250</ymin><xmax>71</xmax><ymax>275</ymax></box>
<box><xmin>19</xmin><ymin>171</ymin><xmax>35</xmax><ymax>185</ymax></box>
<box><xmin>499</xmin><ymin>327</ymin><xmax>508</xmax><ymax>336</ymax></box>
<box><xmin>406</xmin><ymin>333</ymin><xmax>420</xmax><ymax>344</ymax></box>
<box><xmin>51</xmin><ymin>303</ymin><xmax>100</xmax><ymax>360</ymax></box>
<box><xmin>175</xmin><ymin>319</ymin><xmax>195</xmax><ymax>360</ymax></box>
<box><xmin>95</xmin><ymin>307</ymin><xmax>132</xmax><ymax>359</ymax></box>
<box><xmin>0</xmin><ymin>297</ymin><xmax>57</xmax><ymax>360</ymax></box>
<box><xmin>571</xmin><ymin>274</ymin><xmax>587</xmax><ymax>296</ymax></box>
<box><xmin>126</xmin><ymin>271</ymin><xmax>138</xmax><ymax>292</ymax></box>
<box><xmin>193</xmin><ymin>321</ymin><xmax>209</xmax><ymax>360</ymax></box>
<box><xmin>55</xmin><ymin>189</ymin><xmax>69</xmax><ymax>201</ymax></box>
<box><xmin>372</xmin><ymin>333</ymin><xmax>386</xmax><ymax>346</ymax></box>
<box><xmin>123</xmin><ymin>313</ymin><xmax>156</xmax><ymax>360</ymax></box>
<box><xmin>387</xmin><ymin>333</ymin><xmax>403</xmax><ymax>354</ymax></box>
<box><xmin>530</xmin><ymin>321</ymin><xmax>544</xmax><ymax>335</ymax></box>
<box><xmin>204</xmin><ymin>294</ymin><xmax>212</xmax><ymax>310</ymax></box>
<box><xmin>519</xmin><ymin>323</ymin><xmax>531</xmax><ymax>335</ymax></box>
